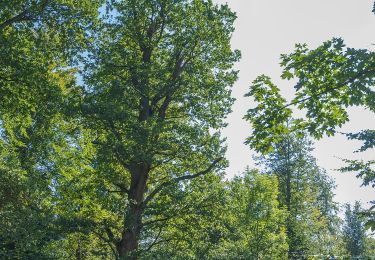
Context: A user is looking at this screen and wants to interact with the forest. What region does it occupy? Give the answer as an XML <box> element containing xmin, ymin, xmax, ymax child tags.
<box><xmin>0</xmin><ymin>0</ymin><xmax>375</xmax><ymax>259</ymax></box>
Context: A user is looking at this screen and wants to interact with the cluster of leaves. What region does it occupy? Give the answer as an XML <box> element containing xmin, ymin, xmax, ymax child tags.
<box><xmin>247</xmin><ymin>38</ymin><xmax>375</xmax><ymax>153</ymax></box>
<box><xmin>244</xmin><ymin>75</ymin><xmax>292</xmax><ymax>153</ymax></box>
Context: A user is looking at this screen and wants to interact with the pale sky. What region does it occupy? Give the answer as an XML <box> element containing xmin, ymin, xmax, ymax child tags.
<box><xmin>214</xmin><ymin>0</ymin><xmax>375</xmax><ymax>207</ymax></box>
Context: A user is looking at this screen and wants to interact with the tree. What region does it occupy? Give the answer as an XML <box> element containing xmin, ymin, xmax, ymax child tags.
<box><xmin>135</xmin><ymin>169</ymin><xmax>287</xmax><ymax>260</ymax></box>
<box><xmin>343</xmin><ymin>202</ymin><xmax>367</xmax><ymax>258</ymax></box>
<box><xmin>221</xmin><ymin>169</ymin><xmax>288</xmax><ymax>259</ymax></box>
<box><xmin>77</xmin><ymin>0</ymin><xmax>239</xmax><ymax>258</ymax></box>
<box><xmin>255</xmin><ymin>133</ymin><xmax>340</xmax><ymax>258</ymax></box>
<box><xmin>0</xmin><ymin>1</ymin><xmax>103</xmax><ymax>258</ymax></box>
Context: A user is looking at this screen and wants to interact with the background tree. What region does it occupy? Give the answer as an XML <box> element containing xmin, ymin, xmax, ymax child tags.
<box><xmin>220</xmin><ymin>168</ymin><xmax>288</xmax><ymax>259</ymax></box>
<box><xmin>342</xmin><ymin>202</ymin><xmax>367</xmax><ymax>258</ymax></box>
<box><xmin>255</xmin><ymin>133</ymin><xmax>340</xmax><ymax>258</ymax></box>
<box><xmin>364</xmin><ymin>236</ymin><xmax>375</xmax><ymax>258</ymax></box>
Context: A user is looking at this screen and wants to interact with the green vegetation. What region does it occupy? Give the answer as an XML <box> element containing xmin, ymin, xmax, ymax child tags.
<box><xmin>255</xmin><ymin>133</ymin><xmax>341</xmax><ymax>258</ymax></box>
<box><xmin>1</xmin><ymin>0</ymin><xmax>374</xmax><ymax>259</ymax></box>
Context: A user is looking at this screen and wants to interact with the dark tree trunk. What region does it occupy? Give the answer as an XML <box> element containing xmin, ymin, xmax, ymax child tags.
<box><xmin>286</xmin><ymin>168</ymin><xmax>294</xmax><ymax>258</ymax></box>
<box><xmin>117</xmin><ymin>162</ymin><xmax>150</xmax><ymax>260</ymax></box>
<box><xmin>284</xmin><ymin>137</ymin><xmax>299</xmax><ymax>259</ymax></box>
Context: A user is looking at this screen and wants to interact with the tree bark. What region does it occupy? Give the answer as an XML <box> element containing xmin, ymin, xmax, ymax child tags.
<box><xmin>117</xmin><ymin>162</ymin><xmax>150</xmax><ymax>260</ymax></box>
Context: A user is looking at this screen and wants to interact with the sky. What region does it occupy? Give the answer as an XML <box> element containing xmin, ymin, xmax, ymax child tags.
<box><xmin>213</xmin><ymin>0</ymin><xmax>375</xmax><ymax>207</ymax></box>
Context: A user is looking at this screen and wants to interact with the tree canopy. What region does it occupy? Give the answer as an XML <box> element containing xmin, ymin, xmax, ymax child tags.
<box><xmin>1</xmin><ymin>1</ymin><xmax>374</xmax><ymax>259</ymax></box>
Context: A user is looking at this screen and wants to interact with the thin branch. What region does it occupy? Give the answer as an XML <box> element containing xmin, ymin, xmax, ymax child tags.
<box><xmin>153</xmin><ymin>40</ymin><xmax>201</xmax><ymax>119</ymax></box>
<box><xmin>104</xmin><ymin>119</ymin><xmax>130</xmax><ymax>170</ymax></box>
<box><xmin>104</xmin><ymin>224</ymin><xmax>117</xmax><ymax>244</ymax></box>
<box><xmin>107</xmin><ymin>190</ymin><xmax>123</xmax><ymax>193</ymax></box>
<box><xmin>164</xmin><ymin>115</ymin><xmax>188</xmax><ymax>120</ymax></box>
<box><xmin>143</xmin><ymin>157</ymin><xmax>223</xmax><ymax>206</ymax></box>
<box><xmin>0</xmin><ymin>0</ymin><xmax>50</xmax><ymax>31</ymax></box>
<box><xmin>113</xmin><ymin>182</ymin><xmax>130</xmax><ymax>195</ymax></box>
<box><xmin>155</xmin><ymin>8</ymin><xmax>166</xmax><ymax>45</ymax></box>
<box><xmin>0</xmin><ymin>10</ymin><xmax>31</xmax><ymax>31</ymax></box>
<box><xmin>92</xmin><ymin>230</ymin><xmax>117</xmax><ymax>258</ymax></box>
<box><xmin>115</xmin><ymin>73</ymin><xmax>148</xmax><ymax>99</ymax></box>
<box><xmin>144</xmin><ymin>239</ymin><xmax>173</xmax><ymax>253</ymax></box>
<box><xmin>142</xmin><ymin>217</ymin><xmax>170</xmax><ymax>227</ymax></box>
<box><xmin>144</xmin><ymin>226</ymin><xmax>163</xmax><ymax>253</ymax></box>
<box><xmin>150</xmin><ymin>157</ymin><xmax>175</xmax><ymax>170</ymax></box>
<box><xmin>150</xmin><ymin>44</ymin><xmax>188</xmax><ymax>107</ymax></box>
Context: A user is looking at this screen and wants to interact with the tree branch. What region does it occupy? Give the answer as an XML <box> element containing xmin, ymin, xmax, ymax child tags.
<box><xmin>144</xmin><ymin>226</ymin><xmax>163</xmax><ymax>253</ymax></box>
<box><xmin>142</xmin><ymin>217</ymin><xmax>170</xmax><ymax>227</ymax></box>
<box><xmin>0</xmin><ymin>10</ymin><xmax>31</xmax><ymax>31</ymax></box>
<box><xmin>0</xmin><ymin>0</ymin><xmax>50</xmax><ymax>31</ymax></box>
<box><xmin>153</xmin><ymin>40</ymin><xmax>200</xmax><ymax>119</ymax></box>
<box><xmin>92</xmin><ymin>230</ymin><xmax>118</xmax><ymax>257</ymax></box>
<box><xmin>143</xmin><ymin>157</ymin><xmax>223</xmax><ymax>206</ymax></box>
<box><xmin>104</xmin><ymin>224</ymin><xmax>117</xmax><ymax>244</ymax></box>
<box><xmin>113</xmin><ymin>182</ymin><xmax>130</xmax><ymax>195</ymax></box>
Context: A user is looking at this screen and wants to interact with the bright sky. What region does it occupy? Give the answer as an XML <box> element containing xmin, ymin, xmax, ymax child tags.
<box><xmin>214</xmin><ymin>0</ymin><xmax>375</xmax><ymax>207</ymax></box>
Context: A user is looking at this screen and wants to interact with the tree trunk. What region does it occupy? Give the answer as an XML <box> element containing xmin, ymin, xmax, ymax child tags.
<box><xmin>285</xmin><ymin>137</ymin><xmax>294</xmax><ymax>258</ymax></box>
<box><xmin>117</xmin><ymin>162</ymin><xmax>150</xmax><ymax>260</ymax></box>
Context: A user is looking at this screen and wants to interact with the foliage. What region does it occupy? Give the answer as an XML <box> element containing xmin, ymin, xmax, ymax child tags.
<box><xmin>244</xmin><ymin>75</ymin><xmax>292</xmax><ymax>153</ymax></box>
<box><xmin>256</xmin><ymin>133</ymin><xmax>341</xmax><ymax>258</ymax></box>
<box><xmin>221</xmin><ymin>169</ymin><xmax>288</xmax><ymax>259</ymax></box>
<box><xmin>246</xmin><ymin>36</ymin><xmax>375</xmax><ymax>230</ymax></box>
<box><xmin>342</xmin><ymin>202</ymin><xmax>366</xmax><ymax>257</ymax></box>
<box><xmin>142</xmin><ymin>174</ymin><xmax>230</xmax><ymax>259</ymax></box>
<box><xmin>0</xmin><ymin>0</ymin><xmax>102</xmax><ymax>258</ymax></box>
<box><xmin>246</xmin><ymin>37</ymin><xmax>375</xmax><ymax>152</ymax></box>
<box><xmin>1</xmin><ymin>1</ymin><xmax>370</xmax><ymax>259</ymax></box>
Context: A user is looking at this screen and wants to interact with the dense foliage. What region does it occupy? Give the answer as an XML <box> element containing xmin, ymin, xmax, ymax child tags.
<box><xmin>255</xmin><ymin>133</ymin><xmax>342</xmax><ymax>258</ymax></box>
<box><xmin>1</xmin><ymin>0</ymin><xmax>374</xmax><ymax>259</ymax></box>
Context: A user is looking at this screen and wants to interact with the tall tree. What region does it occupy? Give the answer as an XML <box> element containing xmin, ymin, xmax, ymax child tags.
<box><xmin>343</xmin><ymin>202</ymin><xmax>367</xmax><ymax>258</ymax></box>
<box><xmin>79</xmin><ymin>0</ymin><xmax>239</xmax><ymax>258</ymax></box>
<box><xmin>255</xmin><ymin>133</ymin><xmax>340</xmax><ymax>258</ymax></box>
